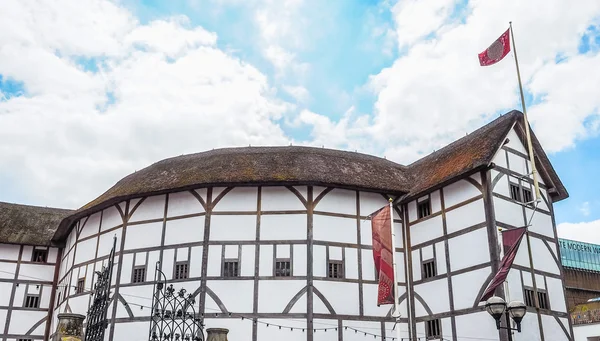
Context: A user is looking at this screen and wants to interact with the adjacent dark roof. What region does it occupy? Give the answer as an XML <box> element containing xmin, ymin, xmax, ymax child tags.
<box><xmin>0</xmin><ymin>202</ymin><xmax>73</xmax><ymax>246</ymax></box>
<box><xmin>0</xmin><ymin>110</ymin><xmax>566</xmax><ymax>245</ymax></box>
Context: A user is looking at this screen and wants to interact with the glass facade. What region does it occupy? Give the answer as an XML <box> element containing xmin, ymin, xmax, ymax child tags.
<box><xmin>559</xmin><ymin>238</ymin><xmax>600</xmax><ymax>272</ymax></box>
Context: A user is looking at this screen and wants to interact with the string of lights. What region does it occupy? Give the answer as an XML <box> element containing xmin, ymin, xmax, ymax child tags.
<box><xmin>0</xmin><ymin>269</ymin><xmax>501</xmax><ymax>341</ymax></box>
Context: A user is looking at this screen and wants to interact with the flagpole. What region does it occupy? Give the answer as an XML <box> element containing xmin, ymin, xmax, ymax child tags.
<box><xmin>509</xmin><ymin>21</ymin><xmax>541</xmax><ymax>202</ymax></box>
<box><xmin>388</xmin><ymin>198</ymin><xmax>402</xmax><ymax>341</ymax></box>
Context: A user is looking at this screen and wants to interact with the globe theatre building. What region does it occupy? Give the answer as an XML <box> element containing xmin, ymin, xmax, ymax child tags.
<box><xmin>0</xmin><ymin>111</ymin><xmax>573</xmax><ymax>341</ymax></box>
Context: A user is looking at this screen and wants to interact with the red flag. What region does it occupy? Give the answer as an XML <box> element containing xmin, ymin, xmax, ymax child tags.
<box><xmin>371</xmin><ymin>205</ymin><xmax>395</xmax><ymax>306</ymax></box>
<box><xmin>478</xmin><ymin>28</ymin><xmax>511</xmax><ymax>66</ymax></box>
<box><xmin>480</xmin><ymin>227</ymin><xmax>527</xmax><ymax>301</ymax></box>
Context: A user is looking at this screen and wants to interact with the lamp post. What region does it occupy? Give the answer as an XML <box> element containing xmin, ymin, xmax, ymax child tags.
<box><xmin>485</xmin><ymin>296</ymin><xmax>527</xmax><ymax>333</ymax></box>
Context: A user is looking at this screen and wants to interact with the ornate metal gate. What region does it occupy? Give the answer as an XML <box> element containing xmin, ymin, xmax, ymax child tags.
<box><xmin>84</xmin><ymin>236</ymin><xmax>117</xmax><ymax>341</ymax></box>
<box><xmin>149</xmin><ymin>262</ymin><xmax>205</xmax><ymax>341</ymax></box>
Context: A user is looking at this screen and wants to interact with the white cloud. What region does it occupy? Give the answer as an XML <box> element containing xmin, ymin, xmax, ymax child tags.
<box><xmin>558</xmin><ymin>219</ymin><xmax>600</xmax><ymax>244</ymax></box>
<box><xmin>580</xmin><ymin>202</ymin><xmax>591</xmax><ymax>217</ymax></box>
<box><xmin>391</xmin><ymin>0</ymin><xmax>458</xmax><ymax>48</ymax></box>
<box><xmin>0</xmin><ymin>0</ymin><xmax>292</xmax><ymax>208</ymax></box>
<box><xmin>283</xmin><ymin>85</ymin><xmax>310</xmax><ymax>103</ymax></box>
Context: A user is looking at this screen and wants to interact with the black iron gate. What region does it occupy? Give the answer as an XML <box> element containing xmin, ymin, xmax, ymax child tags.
<box><xmin>84</xmin><ymin>236</ymin><xmax>117</xmax><ymax>341</ymax></box>
<box><xmin>149</xmin><ymin>262</ymin><xmax>205</xmax><ymax>341</ymax></box>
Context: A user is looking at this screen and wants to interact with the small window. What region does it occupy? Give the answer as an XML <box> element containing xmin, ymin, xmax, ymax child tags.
<box><xmin>275</xmin><ymin>259</ymin><xmax>291</xmax><ymax>277</ymax></box>
<box><xmin>417</xmin><ymin>200</ymin><xmax>431</xmax><ymax>219</ymax></box>
<box><xmin>524</xmin><ymin>288</ymin><xmax>549</xmax><ymax>309</ymax></box>
<box><xmin>174</xmin><ymin>262</ymin><xmax>189</xmax><ymax>280</ymax></box>
<box><xmin>25</xmin><ymin>295</ymin><xmax>40</xmax><ymax>308</ymax></box>
<box><xmin>522</xmin><ymin>187</ymin><xmax>533</xmax><ymax>204</ymax></box>
<box><xmin>328</xmin><ymin>260</ymin><xmax>344</xmax><ymax>279</ymax></box>
<box><xmin>76</xmin><ymin>278</ymin><xmax>85</xmax><ymax>294</ymax></box>
<box><xmin>426</xmin><ymin>319</ymin><xmax>441</xmax><ymax>339</ymax></box>
<box><xmin>509</xmin><ymin>183</ymin><xmax>521</xmax><ymax>201</ymax></box>
<box><xmin>19</xmin><ymin>339</ymin><xmax>33</xmax><ymax>341</ymax></box>
<box><xmin>32</xmin><ymin>249</ymin><xmax>48</xmax><ymax>263</ymax></box>
<box><xmin>132</xmin><ymin>266</ymin><xmax>146</xmax><ymax>283</ymax></box>
<box><xmin>223</xmin><ymin>260</ymin><xmax>239</xmax><ymax>277</ymax></box>
<box><xmin>422</xmin><ymin>259</ymin><xmax>437</xmax><ymax>279</ymax></box>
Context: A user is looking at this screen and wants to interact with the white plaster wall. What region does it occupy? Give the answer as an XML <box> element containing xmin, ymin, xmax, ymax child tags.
<box><xmin>101</xmin><ymin>205</ymin><xmax>123</xmax><ymax>231</ymax></box>
<box><xmin>129</xmin><ymin>195</ymin><xmax>166</xmax><ymax>222</ymax></box>
<box><xmin>435</xmin><ymin>242</ymin><xmax>447</xmax><ymax>274</ymax></box>
<box><xmin>112</xmin><ymin>321</ymin><xmax>151</xmax><ymax>341</ymax></box>
<box><xmin>414</xmin><ymin>279</ymin><xmax>450</xmax><ymax>315</ymax></box>
<box><xmin>256</xmin><ymin>318</ymin><xmax>309</xmax><ymax>341</ymax></box>
<box><xmin>454</xmin><ymin>311</ymin><xmax>499</xmax><ymax>341</ymax></box>
<box><xmin>574</xmin><ymin>323</ymin><xmax>600</xmax><ymax>341</ymax></box>
<box><xmin>444</xmin><ymin>179</ymin><xmax>482</xmax><ymax>208</ymax></box>
<box><xmin>447</xmin><ymin>228</ymin><xmax>490</xmax><ymax>271</ymax></box>
<box><xmin>260</xmin><ymin>214</ymin><xmax>306</xmax><ymax>241</ymax></box>
<box><xmin>313</xmin><ymin>215</ymin><xmax>356</xmax><ymax>244</ymax></box>
<box><xmin>0</xmin><ymin>244</ymin><xmax>21</xmax><ymax>260</ymax></box>
<box><xmin>257</xmin><ymin>280</ymin><xmax>306</xmax><ymax>313</ymax></box>
<box><xmin>412</xmin><ymin>249</ymin><xmax>421</xmax><ymax>281</ymax></box>
<box><xmin>492</xmin><ymin>172</ymin><xmax>511</xmax><ymax>197</ymax></box>
<box><xmin>493</xmin><ymin>148</ymin><xmax>509</xmax><ymax>168</ymax></box>
<box><xmin>210</xmin><ymin>214</ymin><xmax>257</xmax><ymax>241</ymax></box>
<box><xmin>494</xmin><ymin>196</ymin><xmax>526</xmax><ymax>227</ymax></box>
<box><xmin>7</xmin><ymin>310</ymin><xmax>47</xmax><ymax>334</ymax></box>
<box><xmin>345</xmin><ymin>247</ymin><xmax>358</xmax><ymax>280</ymax></box>
<box><xmin>410</xmin><ymin>215</ymin><xmax>443</xmax><ymax>246</ymax></box>
<box><xmin>451</xmin><ymin>267</ymin><xmax>492</xmax><ymax>310</ymax></box>
<box><xmin>547</xmin><ymin>276</ymin><xmax>568</xmax><ymax>312</ymax></box>
<box><xmin>314</xmin><ymin>281</ymin><xmax>359</xmax><ymax>315</ymax></box>
<box><xmin>19</xmin><ymin>263</ymin><xmax>55</xmax><ymax>281</ymax></box>
<box><xmin>361</xmin><ymin>283</ymin><xmax>395</xmax><ymax>317</ymax></box>
<box><xmin>430</xmin><ymin>189</ymin><xmax>442</xmax><ymax>214</ymax></box>
<box><xmin>207</xmin><ymin>280</ymin><xmax>254</xmax><ymax>312</ymax></box>
<box><xmin>167</xmin><ymin>190</ymin><xmax>205</xmax><ymax>217</ymax></box>
<box><xmin>445</xmin><ymin>199</ymin><xmax>485</xmax><ymax>234</ymax></box>
<box><xmin>261</xmin><ymin>186</ymin><xmax>306</xmax><ymax>211</ymax></box>
<box><xmin>513</xmin><ymin>237</ymin><xmax>560</xmax><ymax>275</ymax></box>
<box><xmin>313</xmin><ymin>245</ymin><xmax>326</xmax><ymax>277</ymax></box>
<box><xmin>527</xmin><ymin>208</ymin><xmax>555</xmax><ymax>238</ymax></box>
<box><xmin>258</xmin><ymin>245</ymin><xmax>273</xmax><ymax>277</ymax></box>
<box><xmin>212</xmin><ymin>187</ymin><xmax>257</xmax><ymax>212</ymax></box>
<box><xmin>79</xmin><ymin>212</ymin><xmax>101</xmax><ymax>239</ymax></box>
<box><xmin>124</xmin><ymin>221</ymin><xmax>162</xmax><ymax>250</ymax></box>
<box><xmin>294</xmin><ymin>245</ymin><xmax>307</xmax><ymax>276</ymax></box>
<box><xmin>164</xmin><ymin>216</ymin><xmax>204</xmax><ymax>245</ymax></box>
<box><xmin>241</xmin><ymin>245</ymin><xmax>255</xmax><ymax>276</ymax></box>
<box><xmin>359</xmin><ymin>191</ymin><xmax>389</xmax><ymax>217</ymax></box>
<box><xmin>0</xmin><ymin>262</ymin><xmax>17</xmax><ymax>279</ymax></box>
<box><xmin>314</xmin><ymin>188</ymin><xmax>356</xmax><ymax>215</ymax></box>
<box><xmin>97</xmin><ymin>227</ymin><xmax>122</xmax><ymax>257</ymax></box>
<box><xmin>0</xmin><ymin>282</ymin><xmax>12</xmax><ymax>306</ymax></box>
<box><xmin>513</xmin><ymin>313</ymin><xmax>542</xmax><ymax>341</ymax></box>
<box><xmin>74</xmin><ymin>236</ymin><xmax>97</xmax><ymax>265</ymax></box>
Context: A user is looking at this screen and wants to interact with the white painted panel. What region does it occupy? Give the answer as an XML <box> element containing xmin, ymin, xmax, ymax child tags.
<box><xmin>329</xmin><ymin>246</ymin><xmax>342</xmax><ymax>260</ymax></box>
<box><xmin>260</xmin><ymin>214</ymin><xmax>306</xmax><ymax>241</ymax></box>
<box><xmin>129</xmin><ymin>195</ymin><xmax>166</xmax><ymax>222</ymax></box>
<box><xmin>208</xmin><ymin>280</ymin><xmax>254</xmax><ymax>312</ymax></box>
<box><xmin>225</xmin><ymin>245</ymin><xmax>237</xmax><ymax>258</ymax></box>
<box><xmin>359</xmin><ymin>191</ymin><xmax>388</xmax><ymax>217</ymax></box>
<box><xmin>508</xmin><ymin>150</ymin><xmax>528</xmax><ymax>174</ymax></box>
<box><xmin>410</xmin><ymin>215</ymin><xmax>443</xmax><ymax>246</ymax></box>
<box><xmin>0</xmin><ymin>244</ymin><xmax>21</xmax><ymax>261</ymax></box>
<box><xmin>74</xmin><ymin>237</ymin><xmax>97</xmax><ymax>265</ymax></box>
<box><xmin>68</xmin><ymin>294</ymin><xmax>89</xmax><ymax>315</ymax></box>
<box><xmin>451</xmin><ymin>267</ymin><xmax>492</xmax><ymax>310</ymax></box>
<box><xmin>538</xmin><ymin>315</ymin><xmax>570</xmax><ymax>341</ymax></box>
<box><xmin>164</xmin><ymin>216</ymin><xmax>204</xmax><ymax>245</ymax></box>
<box><xmin>448</xmin><ymin>228</ymin><xmax>490</xmax><ymax>271</ymax></box>
<box><xmin>97</xmin><ymin>227</ymin><xmax>122</xmax><ymax>258</ymax></box>
<box><xmin>124</xmin><ymin>222</ymin><xmax>162</xmax><ymax>250</ymax></box>
<box><xmin>546</xmin><ymin>277</ymin><xmax>567</xmax><ymax>312</ymax></box>
<box><xmin>257</xmin><ymin>318</ymin><xmax>308</xmax><ymax>341</ymax></box>
<box><xmin>513</xmin><ymin>237</ymin><xmax>560</xmax><ymax>275</ymax></box>
<box><xmin>79</xmin><ymin>212</ymin><xmax>101</xmax><ymax>239</ymax></box>
<box><xmin>313</xmin><ymin>245</ymin><xmax>326</xmax><ymax>277</ymax></box>
<box><xmin>162</xmin><ymin>249</ymin><xmax>174</xmax><ymax>280</ymax></box>
<box><xmin>241</xmin><ymin>245</ymin><xmax>255</xmax><ymax>276</ymax></box>
<box><xmin>259</xmin><ymin>245</ymin><xmax>273</xmax><ymax>276</ymax></box>
<box><xmin>19</xmin><ymin>263</ymin><xmax>54</xmax><ymax>281</ymax></box>
<box><xmin>22</xmin><ymin>246</ymin><xmax>33</xmax><ymax>262</ymax></box>
<box><xmin>527</xmin><ymin>208</ymin><xmax>554</xmax><ymax>238</ymax></box>
<box><xmin>435</xmin><ymin>242</ymin><xmax>446</xmax><ymax>274</ymax></box>
<box><xmin>48</xmin><ymin>247</ymin><xmax>58</xmax><ymax>263</ymax></box>
<box><xmin>120</xmin><ymin>253</ymin><xmax>134</xmax><ymax>285</ymax></box>
<box><xmin>421</xmin><ymin>245</ymin><xmax>433</xmax><ymax>260</ymax></box>
<box><xmin>361</xmin><ymin>249</ymin><xmax>375</xmax><ymax>281</ymax></box>
<box><xmin>0</xmin><ymin>283</ymin><xmax>12</xmax><ymax>305</ymax></box>
<box><xmin>395</xmin><ymin>252</ymin><xmax>406</xmax><ymax>282</ymax></box>
<box><xmin>412</xmin><ymin>250</ymin><xmax>421</xmax><ymax>281</ymax></box>
<box><xmin>494</xmin><ymin>196</ymin><xmax>526</xmax><ymax>227</ymax></box>
<box><xmin>134</xmin><ymin>252</ymin><xmax>146</xmax><ymax>266</ymax></box>
<box><xmin>261</xmin><ymin>187</ymin><xmax>306</xmax><ymax>211</ymax></box>
<box><xmin>207</xmin><ymin>246</ymin><xmax>221</xmax><ymax>276</ymax></box>
<box><xmin>167</xmin><ymin>190</ymin><xmax>205</xmax><ymax>217</ymax></box>
<box><xmin>445</xmin><ymin>199</ymin><xmax>485</xmax><ymax>234</ymax></box>
<box><xmin>101</xmin><ymin>205</ymin><xmax>123</xmax><ymax>231</ymax></box>
<box><xmin>506</xmin><ymin>128</ymin><xmax>527</xmax><ymax>154</ymax></box>
<box><xmin>493</xmin><ymin>148</ymin><xmax>508</xmax><ymax>168</ymax></box>
<box><xmin>8</xmin><ymin>310</ymin><xmax>47</xmax><ymax>334</ymax></box>
<box><xmin>212</xmin><ymin>187</ymin><xmax>257</xmax><ymax>212</ymax></box>
<box><xmin>276</xmin><ymin>244</ymin><xmax>290</xmax><ymax>258</ymax></box>
<box><xmin>444</xmin><ymin>179</ymin><xmax>481</xmax><ymax>208</ymax></box>
<box><xmin>314</xmin><ymin>188</ymin><xmax>356</xmax><ymax>215</ymax></box>
<box><xmin>345</xmin><ymin>248</ymin><xmax>359</xmax><ymax>280</ymax></box>
<box><xmin>0</xmin><ymin>262</ymin><xmax>17</xmax><ymax>279</ymax></box>
<box><xmin>147</xmin><ymin>251</ymin><xmax>160</xmax><ymax>279</ymax></box>
<box><xmin>513</xmin><ymin>313</ymin><xmax>542</xmax><ymax>341</ymax></box>
<box><xmin>313</xmin><ymin>215</ymin><xmax>357</xmax><ymax>244</ymax></box>
<box><xmin>293</xmin><ymin>245</ymin><xmax>307</xmax><ymax>276</ymax></box>
<box><xmin>119</xmin><ymin>284</ymin><xmax>155</xmax><ymax>317</ymax></box>
<box><xmin>408</xmin><ymin>200</ymin><xmax>417</xmax><ymax>222</ymax></box>
<box><xmin>431</xmin><ymin>189</ymin><xmax>442</xmax><ymax>214</ymax></box>
<box><xmin>454</xmin><ymin>311</ymin><xmax>500</xmax><ymax>341</ymax></box>
<box><xmin>210</xmin><ymin>214</ymin><xmax>256</xmax><ymax>241</ymax></box>
<box><xmin>189</xmin><ymin>247</ymin><xmax>202</xmax><ymax>278</ymax></box>
<box><xmin>113</xmin><ymin>321</ymin><xmax>151</xmax><ymax>340</ymax></box>
<box><xmin>0</xmin><ymin>309</ymin><xmax>6</xmax><ymax>335</ymax></box>
<box><xmin>314</xmin><ymin>281</ymin><xmax>359</xmax><ymax>315</ymax></box>
<box><xmin>493</xmin><ymin>172</ymin><xmax>511</xmax><ymax>197</ymax></box>
<box><xmin>13</xmin><ymin>284</ymin><xmax>25</xmax><ymax>307</ymax></box>
<box><xmin>414</xmin><ymin>279</ymin><xmax>450</xmax><ymax>315</ymax></box>
<box><xmin>257</xmin><ymin>280</ymin><xmax>306</xmax><ymax>313</ymax></box>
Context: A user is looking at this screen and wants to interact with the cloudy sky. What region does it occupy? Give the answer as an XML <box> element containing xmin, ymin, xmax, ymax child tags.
<box><xmin>1</xmin><ymin>0</ymin><xmax>599</xmax><ymax>242</ymax></box>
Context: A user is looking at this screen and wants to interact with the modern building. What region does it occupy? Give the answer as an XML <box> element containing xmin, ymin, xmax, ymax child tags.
<box><xmin>0</xmin><ymin>110</ymin><xmax>573</xmax><ymax>341</ymax></box>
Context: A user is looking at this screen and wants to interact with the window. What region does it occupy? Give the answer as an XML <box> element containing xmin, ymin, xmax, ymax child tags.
<box><xmin>32</xmin><ymin>249</ymin><xmax>48</xmax><ymax>263</ymax></box>
<box><xmin>174</xmin><ymin>262</ymin><xmax>189</xmax><ymax>280</ymax></box>
<box><xmin>426</xmin><ymin>319</ymin><xmax>441</xmax><ymax>339</ymax></box>
<box><xmin>132</xmin><ymin>266</ymin><xmax>146</xmax><ymax>283</ymax></box>
<box><xmin>25</xmin><ymin>295</ymin><xmax>40</xmax><ymax>308</ymax></box>
<box><xmin>524</xmin><ymin>288</ymin><xmax>549</xmax><ymax>309</ymax></box>
<box><xmin>522</xmin><ymin>187</ymin><xmax>533</xmax><ymax>204</ymax></box>
<box><xmin>328</xmin><ymin>260</ymin><xmax>344</xmax><ymax>279</ymax></box>
<box><xmin>422</xmin><ymin>259</ymin><xmax>437</xmax><ymax>279</ymax></box>
<box><xmin>509</xmin><ymin>183</ymin><xmax>521</xmax><ymax>201</ymax></box>
<box><xmin>76</xmin><ymin>278</ymin><xmax>85</xmax><ymax>294</ymax></box>
<box><xmin>417</xmin><ymin>199</ymin><xmax>431</xmax><ymax>219</ymax></box>
<box><xmin>275</xmin><ymin>259</ymin><xmax>291</xmax><ymax>277</ymax></box>
<box><xmin>223</xmin><ymin>260</ymin><xmax>239</xmax><ymax>277</ymax></box>
<box><xmin>18</xmin><ymin>339</ymin><xmax>33</xmax><ymax>341</ymax></box>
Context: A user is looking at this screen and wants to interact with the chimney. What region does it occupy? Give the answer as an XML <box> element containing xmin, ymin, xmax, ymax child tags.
<box><xmin>206</xmin><ymin>328</ymin><xmax>229</xmax><ymax>341</ymax></box>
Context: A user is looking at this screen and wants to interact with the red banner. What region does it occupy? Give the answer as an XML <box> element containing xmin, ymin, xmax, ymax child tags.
<box><xmin>371</xmin><ymin>205</ymin><xmax>395</xmax><ymax>306</ymax></box>
<box><xmin>480</xmin><ymin>227</ymin><xmax>527</xmax><ymax>301</ymax></box>
<box><xmin>478</xmin><ymin>28</ymin><xmax>511</xmax><ymax>66</ymax></box>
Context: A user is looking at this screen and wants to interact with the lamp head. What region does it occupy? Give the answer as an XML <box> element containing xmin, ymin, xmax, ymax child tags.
<box><xmin>485</xmin><ymin>296</ymin><xmax>507</xmax><ymax>321</ymax></box>
<box><xmin>507</xmin><ymin>300</ymin><xmax>527</xmax><ymax>323</ymax></box>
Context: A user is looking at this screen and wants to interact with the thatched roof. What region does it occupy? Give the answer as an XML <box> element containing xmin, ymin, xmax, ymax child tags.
<box><xmin>0</xmin><ymin>110</ymin><xmax>568</xmax><ymax>245</ymax></box>
<box><xmin>0</xmin><ymin>202</ymin><xmax>73</xmax><ymax>246</ymax></box>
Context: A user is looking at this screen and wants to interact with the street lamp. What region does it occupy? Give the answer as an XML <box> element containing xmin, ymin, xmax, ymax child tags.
<box><xmin>485</xmin><ymin>296</ymin><xmax>526</xmax><ymax>332</ymax></box>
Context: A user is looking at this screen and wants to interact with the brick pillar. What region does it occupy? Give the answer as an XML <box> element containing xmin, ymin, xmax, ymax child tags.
<box><xmin>206</xmin><ymin>328</ymin><xmax>229</xmax><ymax>341</ymax></box>
<box><xmin>54</xmin><ymin>313</ymin><xmax>85</xmax><ymax>341</ymax></box>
